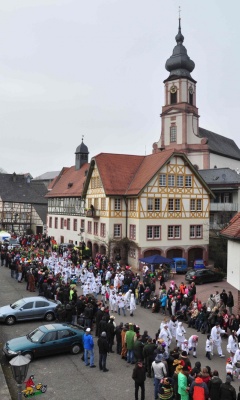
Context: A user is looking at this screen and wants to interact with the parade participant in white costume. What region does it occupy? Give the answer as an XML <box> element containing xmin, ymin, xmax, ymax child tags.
<box><xmin>160</xmin><ymin>318</ymin><xmax>169</xmax><ymax>332</ymax></box>
<box><xmin>124</xmin><ymin>289</ymin><xmax>132</xmax><ymax>308</ymax></box>
<box><xmin>101</xmin><ymin>284</ymin><xmax>107</xmax><ymax>305</ymax></box>
<box><xmin>109</xmin><ymin>289</ymin><xmax>117</xmax><ymax>312</ymax></box>
<box><xmin>117</xmin><ymin>292</ymin><xmax>126</xmax><ymax>316</ymax></box>
<box><xmin>233</xmin><ymin>343</ymin><xmax>240</xmax><ymax>378</ymax></box>
<box><xmin>188</xmin><ymin>335</ymin><xmax>198</xmax><ymax>358</ymax></box>
<box><xmin>181</xmin><ymin>339</ymin><xmax>189</xmax><ymax>354</ymax></box>
<box><xmin>176</xmin><ymin>321</ymin><xmax>186</xmax><ymax>349</ymax></box>
<box><xmin>168</xmin><ymin>316</ymin><xmax>177</xmax><ymax>341</ymax></box>
<box><xmin>210</xmin><ymin>322</ymin><xmax>225</xmax><ymax>357</ymax></box>
<box><xmin>227</xmin><ymin>331</ymin><xmax>238</xmax><ymax>361</ymax></box>
<box><xmin>159</xmin><ymin>324</ymin><xmax>172</xmax><ymax>353</ymax></box>
<box><xmin>129</xmin><ymin>293</ymin><xmax>136</xmax><ymax>317</ymax></box>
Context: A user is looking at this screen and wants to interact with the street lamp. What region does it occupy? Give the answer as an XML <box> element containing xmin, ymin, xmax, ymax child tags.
<box><xmin>9</xmin><ymin>353</ymin><xmax>31</xmax><ymax>400</ymax></box>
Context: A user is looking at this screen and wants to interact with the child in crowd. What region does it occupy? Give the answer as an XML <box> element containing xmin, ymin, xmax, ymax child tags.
<box><xmin>226</xmin><ymin>357</ymin><xmax>234</xmax><ymax>381</ymax></box>
<box><xmin>205</xmin><ymin>334</ymin><xmax>213</xmax><ymax>360</ymax></box>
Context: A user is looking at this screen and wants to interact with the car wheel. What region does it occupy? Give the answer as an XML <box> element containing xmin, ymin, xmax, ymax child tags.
<box><xmin>71</xmin><ymin>344</ymin><xmax>81</xmax><ymax>355</ymax></box>
<box><xmin>44</xmin><ymin>312</ymin><xmax>54</xmax><ymax>322</ymax></box>
<box><xmin>23</xmin><ymin>352</ymin><xmax>33</xmax><ymax>361</ymax></box>
<box><xmin>5</xmin><ymin>316</ymin><xmax>16</xmax><ymax>325</ymax></box>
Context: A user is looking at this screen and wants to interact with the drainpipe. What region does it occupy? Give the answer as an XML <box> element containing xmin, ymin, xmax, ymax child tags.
<box><xmin>123</xmin><ymin>196</ymin><xmax>128</xmax><ymax>264</ymax></box>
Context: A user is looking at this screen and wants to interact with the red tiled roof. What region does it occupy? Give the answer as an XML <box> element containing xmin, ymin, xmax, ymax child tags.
<box><xmin>221</xmin><ymin>212</ymin><xmax>240</xmax><ymax>239</ymax></box>
<box><xmin>45</xmin><ymin>164</ymin><xmax>89</xmax><ymax>198</ymax></box>
<box><xmin>94</xmin><ymin>150</ymin><xmax>175</xmax><ymax>196</ymax></box>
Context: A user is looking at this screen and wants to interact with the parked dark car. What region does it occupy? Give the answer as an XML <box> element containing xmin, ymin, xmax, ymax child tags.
<box><xmin>0</xmin><ymin>297</ymin><xmax>60</xmax><ymax>325</ymax></box>
<box><xmin>3</xmin><ymin>323</ymin><xmax>84</xmax><ymax>361</ymax></box>
<box><xmin>185</xmin><ymin>268</ymin><xmax>224</xmax><ymax>284</ymax></box>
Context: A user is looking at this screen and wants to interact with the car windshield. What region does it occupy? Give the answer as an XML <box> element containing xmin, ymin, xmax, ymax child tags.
<box><xmin>187</xmin><ymin>271</ymin><xmax>197</xmax><ymax>276</ymax></box>
<box><xmin>11</xmin><ymin>299</ymin><xmax>26</xmax><ymax>309</ymax></box>
<box><xmin>28</xmin><ymin>328</ymin><xmax>45</xmax><ymax>343</ymax></box>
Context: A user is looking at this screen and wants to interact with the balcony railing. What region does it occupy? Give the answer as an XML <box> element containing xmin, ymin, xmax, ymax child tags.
<box><xmin>85</xmin><ymin>209</ymin><xmax>100</xmax><ymax>218</ymax></box>
<box><xmin>210</xmin><ymin>203</ymin><xmax>238</xmax><ymax>212</ymax></box>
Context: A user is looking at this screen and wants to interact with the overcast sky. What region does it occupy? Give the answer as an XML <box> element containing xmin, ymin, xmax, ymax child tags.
<box><xmin>0</xmin><ymin>0</ymin><xmax>239</xmax><ymax>177</ymax></box>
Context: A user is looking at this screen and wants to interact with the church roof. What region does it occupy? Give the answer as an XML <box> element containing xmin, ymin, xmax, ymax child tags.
<box><xmin>165</xmin><ymin>18</ymin><xmax>195</xmax><ymax>81</ymax></box>
<box><xmin>45</xmin><ymin>164</ymin><xmax>90</xmax><ymax>198</ymax></box>
<box><xmin>221</xmin><ymin>212</ymin><xmax>240</xmax><ymax>239</ymax></box>
<box><xmin>199</xmin><ymin>127</ymin><xmax>240</xmax><ymax>161</ymax></box>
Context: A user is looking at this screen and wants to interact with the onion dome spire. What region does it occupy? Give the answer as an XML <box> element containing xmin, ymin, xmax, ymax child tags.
<box><xmin>165</xmin><ymin>17</ymin><xmax>195</xmax><ymax>80</ymax></box>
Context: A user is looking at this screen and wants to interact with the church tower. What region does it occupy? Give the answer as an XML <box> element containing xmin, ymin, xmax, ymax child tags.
<box><xmin>153</xmin><ymin>18</ymin><xmax>207</xmax><ymax>168</ymax></box>
<box><xmin>75</xmin><ymin>138</ymin><xmax>89</xmax><ymax>170</ymax></box>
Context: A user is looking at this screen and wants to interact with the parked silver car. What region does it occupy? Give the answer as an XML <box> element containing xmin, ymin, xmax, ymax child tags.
<box><xmin>0</xmin><ymin>297</ymin><xmax>60</xmax><ymax>325</ymax></box>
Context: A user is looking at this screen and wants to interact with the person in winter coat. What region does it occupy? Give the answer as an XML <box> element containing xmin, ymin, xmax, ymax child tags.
<box><xmin>132</xmin><ymin>360</ymin><xmax>146</xmax><ymax>400</ymax></box>
<box><xmin>125</xmin><ymin>323</ymin><xmax>137</xmax><ymax>363</ymax></box>
<box><xmin>208</xmin><ymin>370</ymin><xmax>222</xmax><ymax>400</ymax></box>
<box><xmin>106</xmin><ymin>316</ymin><xmax>115</xmax><ymax>352</ymax></box>
<box><xmin>143</xmin><ymin>338</ymin><xmax>156</xmax><ymax>378</ymax></box>
<box><xmin>97</xmin><ymin>331</ymin><xmax>109</xmax><ymax>372</ymax></box>
<box><xmin>178</xmin><ymin>366</ymin><xmax>190</xmax><ymax>400</ymax></box>
<box><xmin>152</xmin><ymin>354</ymin><xmax>167</xmax><ymax>400</ymax></box>
<box><xmin>220</xmin><ymin>289</ymin><xmax>228</xmax><ymax>307</ymax></box>
<box><xmin>189</xmin><ymin>374</ymin><xmax>209</xmax><ymax>400</ymax></box>
<box><xmin>115</xmin><ymin>322</ymin><xmax>123</xmax><ymax>354</ymax></box>
<box><xmin>227</xmin><ymin>291</ymin><xmax>234</xmax><ymax>315</ymax></box>
<box><xmin>159</xmin><ymin>377</ymin><xmax>174</xmax><ymax>400</ymax></box>
<box><xmin>83</xmin><ymin>328</ymin><xmax>95</xmax><ymax>367</ymax></box>
<box><xmin>133</xmin><ymin>336</ymin><xmax>144</xmax><ymax>362</ymax></box>
<box><xmin>219</xmin><ymin>375</ymin><xmax>236</xmax><ymax>400</ymax></box>
<box><xmin>121</xmin><ymin>325</ymin><xmax>128</xmax><ymax>360</ymax></box>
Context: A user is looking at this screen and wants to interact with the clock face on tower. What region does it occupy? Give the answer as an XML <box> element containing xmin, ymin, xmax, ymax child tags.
<box><xmin>189</xmin><ymin>86</ymin><xmax>194</xmax><ymax>94</ymax></box>
<box><xmin>170</xmin><ymin>85</ymin><xmax>177</xmax><ymax>94</ymax></box>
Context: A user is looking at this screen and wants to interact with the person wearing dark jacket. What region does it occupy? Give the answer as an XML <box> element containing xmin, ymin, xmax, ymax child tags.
<box><xmin>208</xmin><ymin>370</ymin><xmax>222</xmax><ymax>400</ymax></box>
<box><xmin>220</xmin><ymin>289</ymin><xmax>228</xmax><ymax>307</ymax></box>
<box><xmin>132</xmin><ymin>360</ymin><xmax>146</xmax><ymax>400</ymax></box>
<box><xmin>219</xmin><ymin>375</ymin><xmax>236</xmax><ymax>400</ymax></box>
<box><xmin>95</xmin><ymin>307</ymin><xmax>104</xmax><ymax>337</ymax></box>
<box><xmin>98</xmin><ymin>315</ymin><xmax>108</xmax><ymax>337</ymax></box>
<box><xmin>97</xmin><ymin>331</ymin><xmax>109</xmax><ymax>372</ymax></box>
<box><xmin>227</xmin><ymin>291</ymin><xmax>234</xmax><ymax>315</ymax></box>
<box><xmin>133</xmin><ymin>336</ymin><xmax>144</xmax><ymax>362</ymax></box>
<box><xmin>106</xmin><ymin>316</ymin><xmax>115</xmax><ymax>352</ymax></box>
<box><xmin>115</xmin><ymin>322</ymin><xmax>123</xmax><ymax>354</ymax></box>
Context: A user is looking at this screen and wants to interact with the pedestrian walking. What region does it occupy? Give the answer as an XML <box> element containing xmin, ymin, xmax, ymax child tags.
<box><xmin>132</xmin><ymin>360</ymin><xmax>146</xmax><ymax>400</ymax></box>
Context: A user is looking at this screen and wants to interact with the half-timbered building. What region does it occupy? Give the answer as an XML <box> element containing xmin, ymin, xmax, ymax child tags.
<box><xmin>82</xmin><ymin>150</ymin><xmax>213</xmax><ymax>268</ymax></box>
<box><xmin>45</xmin><ymin>140</ymin><xmax>89</xmax><ymax>244</ymax></box>
<box><xmin>0</xmin><ymin>173</ymin><xmax>48</xmax><ymax>235</ymax></box>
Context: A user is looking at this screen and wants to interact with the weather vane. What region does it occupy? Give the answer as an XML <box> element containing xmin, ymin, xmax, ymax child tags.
<box><xmin>82</xmin><ymin>134</ymin><xmax>84</xmax><ymax>142</ymax></box>
<box><xmin>179</xmin><ymin>6</ymin><xmax>181</xmax><ymax>19</ymax></box>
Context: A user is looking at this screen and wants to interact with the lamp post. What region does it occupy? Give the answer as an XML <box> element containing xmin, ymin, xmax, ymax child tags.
<box><xmin>9</xmin><ymin>353</ymin><xmax>31</xmax><ymax>400</ymax></box>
